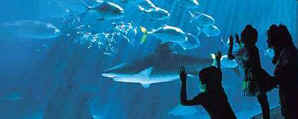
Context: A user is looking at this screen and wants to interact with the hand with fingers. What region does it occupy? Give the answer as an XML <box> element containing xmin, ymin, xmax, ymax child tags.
<box><xmin>215</xmin><ymin>51</ymin><xmax>222</xmax><ymax>62</ymax></box>
<box><xmin>235</xmin><ymin>34</ymin><xmax>241</xmax><ymax>45</ymax></box>
<box><xmin>229</xmin><ymin>35</ymin><xmax>234</xmax><ymax>48</ymax></box>
<box><xmin>235</xmin><ymin>34</ymin><xmax>242</xmax><ymax>47</ymax></box>
<box><xmin>214</xmin><ymin>51</ymin><xmax>222</xmax><ymax>69</ymax></box>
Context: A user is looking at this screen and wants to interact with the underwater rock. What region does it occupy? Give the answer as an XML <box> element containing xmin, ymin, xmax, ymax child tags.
<box><xmin>0</xmin><ymin>20</ymin><xmax>61</xmax><ymax>39</ymax></box>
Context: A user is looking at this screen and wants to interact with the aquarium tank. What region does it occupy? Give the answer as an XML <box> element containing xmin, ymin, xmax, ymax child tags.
<box><xmin>0</xmin><ymin>0</ymin><xmax>296</xmax><ymax>119</ymax></box>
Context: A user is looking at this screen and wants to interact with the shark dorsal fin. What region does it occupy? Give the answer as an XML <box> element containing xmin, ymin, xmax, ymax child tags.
<box><xmin>141</xmin><ymin>84</ymin><xmax>151</xmax><ymax>88</ymax></box>
<box><xmin>139</xmin><ymin>67</ymin><xmax>153</xmax><ymax>78</ymax></box>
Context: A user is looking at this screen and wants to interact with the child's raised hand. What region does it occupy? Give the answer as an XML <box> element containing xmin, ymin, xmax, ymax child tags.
<box><xmin>229</xmin><ymin>35</ymin><xmax>234</xmax><ymax>47</ymax></box>
<box><xmin>179</xmin><ymin>66</ymin><xmax>187</xmax><ymax>81</ymax></box>
<box><xmin>216</xmin><ymin>51</ymin><xmax>222</xmax><ymax>61</ymax></box>
<box><xmin>235</xmin><ymin>34</ymin><xmax>241</xmax><ymax>45</ymax></box>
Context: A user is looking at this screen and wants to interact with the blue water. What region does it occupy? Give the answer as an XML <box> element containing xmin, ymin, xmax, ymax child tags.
<box><xmin>0</xmin><ymin>0</ymin><xmax>296</xmax><ymax>119</ymax></box>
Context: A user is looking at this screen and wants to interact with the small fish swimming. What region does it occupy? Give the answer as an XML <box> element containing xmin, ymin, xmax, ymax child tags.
<box><xmin>0</xmin><ymin>20</ymin><xmax>61</xmax><ymax>39</ymax></box>
<box><xmin>80</xmin><ymin>0</ymin><xmax>124</xmax><ymax>21</ymax></box>
<box><xmin>120</xmin><ymin>0</ymin><xmax>142</xmax><ymax>4</ymax></box>
<box><xmin>138</xmin><ymin>0</ymin><xmax>170</xmax><ymax>20</ymax></box>
<box><xmin>140</xmin><ymin>25</ymin><xmax>200</xmax><ymax>50</ymax></box>
<box><xmin>202</xmin><ymin>24</ymin><xmax>221</xmax><ymax>37</ymax></box>
<box><xmin>189</xmin><ymin>11</ymin><xmax>215</xmax><ymax>27</ymax></box>
<box><xmin>180</xmin><ymin>33</ymin><xmax>201</xmax><ymax>49</ymax></box>
<box><xmin>177</xmin><ymin>0</ymin><xmax>200</xmax><ymax>9</ymax></box>
<box><xmin>138</xmin><ymin>0</ymin><xmax>157</xmax><ymax>8</ymax></box>
<box><xmin>183</xmin><ymin>0</ymin><xmax>200</xmax><ymax>6</ymax></box>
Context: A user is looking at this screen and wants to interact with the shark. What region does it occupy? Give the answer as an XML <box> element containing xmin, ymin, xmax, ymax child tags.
<box><xmin>0</xmin><ymin>20</ymin><xmax>61</xmax><ymax>39</ymax></box>
<box><xmin>102</xmin><ymin>44</ymin><xmax>217</xmax><ymax>88</ymax></box>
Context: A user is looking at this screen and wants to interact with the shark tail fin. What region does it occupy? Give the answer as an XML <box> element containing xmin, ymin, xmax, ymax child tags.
<box><xmin>140</xmin><ymin>26</ymin><xmax>149</xmax><ymax>44</ymax></box>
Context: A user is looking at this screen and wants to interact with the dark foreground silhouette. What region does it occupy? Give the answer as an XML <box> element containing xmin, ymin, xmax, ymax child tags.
<box><xmin>267</xmin><ymin>24</ymin><xmax>298</xmax><ymax>119</ymax></box>
<box><xmin>179</xmin><ymin>52</ymin><xmax>237</xmax><ymax>119</ymax></box>
<box><xmin>178</xmin><ymin>24</ymin><xmax>297</xmax><ymax>119</ymax></box>
<box><xmin>228</xmin><ymin>25</ymin><xmax>276</xmax><ymax>119</ymax></box>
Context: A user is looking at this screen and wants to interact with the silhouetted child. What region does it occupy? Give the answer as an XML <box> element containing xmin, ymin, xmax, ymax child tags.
<box><xmin>228</xmin><ymin>25</ymin><xmax>275</xmax><ymax>119</ymax></box>
<box><xmin>179</xmin><ymin>52</ymin><xmax>236</xmax><ymax>119</ymax></box>
<box><xmin>267</xmin><ymin>24</ymin><xmax>298</xmax><ymax>119</ymax></box>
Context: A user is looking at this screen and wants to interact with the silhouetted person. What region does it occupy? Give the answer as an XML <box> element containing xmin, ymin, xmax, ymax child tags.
<box><xmin>267</xmin><ymin>24</ymin><xmax>298</xmax><ymax>119</ymax></box>
<box><xmin>179</xmin><ymin>52</ymin><xmax>236</xmax><ymax>119</ymax></box>
<box><xmin>228</xmin><ymin>25</ymin><xmax>275</xmax><ymax>119</ymax></box>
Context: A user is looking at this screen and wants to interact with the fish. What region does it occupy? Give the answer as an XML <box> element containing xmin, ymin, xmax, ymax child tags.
<box><xmin>176</xmin><ymin>0</ymin><xmax>200</xmax><ymax>9</ymax></box>
<box><xmin>120</xmin><ymin>0</ymin><xmax>135</xmax><ymax>3</ymax></box>
<box><xmin>140</xmin><ymin>25</ymin><xmax>198</xmax><ymax>50</ymax></box>
<box><xmin>183</xmin><ymin>0</ymin><xmax>200</xmax><ymax>6</ymax></box>
<box><xmin>138</xmin><ymin>0</ymin><xmax>157</xmax><ymax>8</ymax></box>
<box><xmin>102</xmin><ymin>44</ymin><xmax>219</xmax><ymax>88</ymax></box>
<box><xmin>189</xmin><ymin>11</ymin><xmax>215</xmax><ymax>27</ymax></box>
<box><xmin>80</xmin><ymin>0</ymin><xmax>124</xmax><ymax>21</ymax></box>
<box><xmin>138</xmin><ymin>0</ymin><xmax>170</xmax><ymax>20</ymax></box>
<box><xmin>0</xmin><ymin>20</ymin><xmax>61</xmax><ymax>39</ymax></box>
<box><xmin>202</xmin><ymin>24</ymin><xmax>221</xmax><ymax>37</ymax></box>
<box><xmin>182</xmin><ymin>33</ymin><xmax>201</xmax><ymax>49</ymax></box>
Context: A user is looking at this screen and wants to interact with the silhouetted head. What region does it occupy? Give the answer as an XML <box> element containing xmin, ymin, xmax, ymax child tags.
<box><xmin>241</xmin><ymin>25</ymin><xmax>258</xmax><ymax>47</ymax></box>
<box><xmin>267</xmin><ymin>24</ymin><xmax>279</xmax><ymax>49</ymax></box>
<box><xmin>267</xmin><ymin>24</ymin><xmax>294</xmax><ymax>50</ymax></box>
<box><xmin>199</xmin><ymin>66</ymin><xmax>222</xmax><ymax>92</ymax></box>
